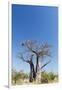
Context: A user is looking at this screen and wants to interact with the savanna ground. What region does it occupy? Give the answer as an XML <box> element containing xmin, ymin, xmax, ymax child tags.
<box><xmin>12</xmin><ymin>70</ymin><xmax>58</xmax><ymax>85</ymax></box>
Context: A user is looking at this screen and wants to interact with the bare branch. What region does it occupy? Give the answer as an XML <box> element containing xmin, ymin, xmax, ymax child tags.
<box><xmin>41</xmin><ymin>60</ymin><xmax>51</xmax><ymax>69</ymax></box>
<box><xmin>17</xmin><ymin>52</ymin><xmax>34</xmax><ymax>65</ymax></box>
<box><xmin>17</xmin><ymin>53</ymin><xmax>28</xmax><ymax>63</ymax></box>
<box><xmin>21</xmin><ymin>41</ymin><xmax>38</xmax><ymax>55</ymax></box>
<box><xmin>38</xmin><ymin>48</ymin><xmax>51</xmax><ymax>57</ymax></box>
<box><xmin>41</xmin><ymin>43</ymin><xmax>52</xmax><ymax>49</ymax></box>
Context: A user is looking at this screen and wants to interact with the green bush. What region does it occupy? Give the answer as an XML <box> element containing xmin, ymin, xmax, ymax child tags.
<box><xmin>41</xmin><ymin>71</ymin><xmax>57</xmax><ymax>83</ymax></box>
<box><xmin>41</xmin><ymin>72</ymin><xmax>49</xmax><ymax>83</ymax></box>
<box><xmin>48</xmin><ymin>72</ymin><xmax>55</xmax><ymax>80</ymax></box>
<box><xmin>12</xmin><ymin>69</ymin><xmax>29</xmax><ymax>84</ymax></box>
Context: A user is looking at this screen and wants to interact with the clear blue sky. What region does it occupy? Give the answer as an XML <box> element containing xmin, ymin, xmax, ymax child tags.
<box><xmin>12</xmin><ymin>4</ymin><xmax>58</xmax><ymax>74</ymax></box>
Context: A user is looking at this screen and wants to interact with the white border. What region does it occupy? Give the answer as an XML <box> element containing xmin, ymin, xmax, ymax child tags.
<box><xmin>11</xmin><ymin>0</ymin><xmax>59</xmax><ymax>6</ymax></box>
<box><xmin>8</xmin><ymin>1</ymin><xmax>12</xmax><ymax>88</ymax></box>
<box><xmin>8</xmin><ymin>0</ymin><xmax>62</xmax><ymax>89</ymax></box>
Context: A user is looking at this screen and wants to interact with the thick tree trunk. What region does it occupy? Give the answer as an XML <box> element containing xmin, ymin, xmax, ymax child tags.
<box><xmin>36</xmin><ymin>61</ymin><xmax>41</xmax><ymax>83</ymax></box>
<box><xmin>29</xmin><ymin>63</ymin><xmax>36</xmax><ymax>82</ymax></box>
<box><xmin>14</xmin><ymin>79</ymin><xmax>16</xmax><ymax>84</ymax></box>
<box><xmin>32</xmin><ymin>64</ymin><xmax>36</xmax><ymax>81</ymax></box>
<box><xmin>29</xmin><ymin>72</ymin><xmax>33</xmax><ymax>82</ymax></box>
<box><xmin>29</xmin><ymin>65</ymin><xmax>33</xmax><ymax>82</ymax></box>
<box><xmin>36</xmin><ymin>58</ymin><xmax>42</xmax><ymax>83</ymax></box>
<box><xmin>36</xmin><ymin>56</ymin><xmax>39</xmax><ymax>73</ymax></box>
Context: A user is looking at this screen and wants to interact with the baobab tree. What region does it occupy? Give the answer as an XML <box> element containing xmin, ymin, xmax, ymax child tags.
<box><xmin>18</xmin><ymin>40</ymin><xmax>52</xmax><ymax>83</ymax></box>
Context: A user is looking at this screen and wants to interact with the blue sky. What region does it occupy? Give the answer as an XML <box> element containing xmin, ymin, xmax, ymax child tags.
<box><xmin>12</xmin><ymin>4</ymin><xmax>58</xmax><ymax>74</ymax></box>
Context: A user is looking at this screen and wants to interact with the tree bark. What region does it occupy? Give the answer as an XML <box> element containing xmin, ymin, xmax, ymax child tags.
<box><xmin>29</xmin><ymin>65</ymin><xmax>33</xmax><ymax>82</ymax></box>
<box><xmin>36</xmin><ymin>56</ymin><xmax>39</xmax><ymax>73</ymax></box>
<box><xmin>14</xmin><ymin>79</ymin><xmax>16</xmax><ymax>84</ymax></box>
<box><xmin>29</xmin><ymin>62</ymin><xmax>36</xmax><ymax>82</ymax></box>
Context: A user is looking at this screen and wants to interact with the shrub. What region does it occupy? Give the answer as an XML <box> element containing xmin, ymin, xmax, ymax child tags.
<box><xmin>41</xmin><ymin>71</ymin><xmax>56</xmax><ymax>83</ymax></box>
<box><xmin>41</xmin><ymin>72</ymin><xmax>49</xmax><ymax>83</ymax></box>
